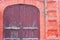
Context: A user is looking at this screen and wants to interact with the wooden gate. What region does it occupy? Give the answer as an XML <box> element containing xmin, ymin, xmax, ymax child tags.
<box><xmin>3</xmin><ymin>4</ymin><xmax>40</xmax><ymax>40</ymax></box>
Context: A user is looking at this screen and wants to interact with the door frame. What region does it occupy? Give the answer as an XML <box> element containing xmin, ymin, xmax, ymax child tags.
<box><xmin>0</xmin><ymin>0</ymin><xmax>44</xmax><ymax>40</ymax></box>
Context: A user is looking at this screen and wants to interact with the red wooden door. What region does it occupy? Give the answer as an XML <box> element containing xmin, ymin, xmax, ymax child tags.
<box><xmin>3</xmin><ymin>4</ymin><xmax>40</xmax><ymax>40</ymax></box>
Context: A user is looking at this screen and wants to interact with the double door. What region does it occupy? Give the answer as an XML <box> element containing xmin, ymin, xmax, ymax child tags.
<box><xmin>3</xmin><ymin>4</ymin><xmax>40</xmax><ymax>40</ymax></box>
